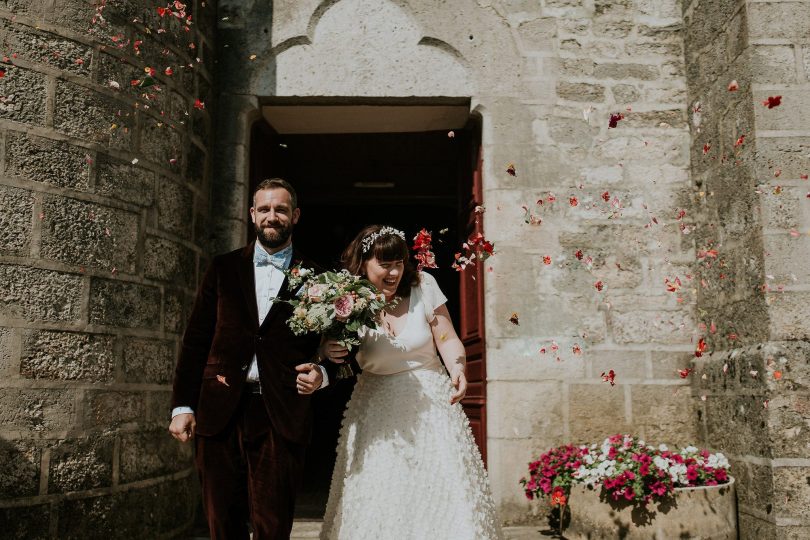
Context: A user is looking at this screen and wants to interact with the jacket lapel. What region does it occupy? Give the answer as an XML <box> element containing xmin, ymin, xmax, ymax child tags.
<box><xmin>239</xmin><ymin>242</ymin><xmax>260</xmax><ymax>330</ymax></box>
<box><xmin>258</xmin><ymin>249</ymin><xmax>303</xmax><ymax>333</ymax></box>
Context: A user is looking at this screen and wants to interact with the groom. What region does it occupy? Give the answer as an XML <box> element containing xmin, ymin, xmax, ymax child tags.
<box><xmin>169</xmin><ymin>178</ymin><xmax>336</xmax><ymax>539</ymax></box>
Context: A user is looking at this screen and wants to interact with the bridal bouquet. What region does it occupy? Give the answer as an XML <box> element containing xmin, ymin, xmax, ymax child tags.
<box><xmin>284</xmin><ymin>265</ymin><xmax>390</xmax><ymax>376</ymax></box>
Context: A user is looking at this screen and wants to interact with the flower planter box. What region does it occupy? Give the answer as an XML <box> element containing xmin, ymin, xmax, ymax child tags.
<box><xmin>564</xmin><ymin>477</ymin><xmax>737</xmax><ymax>539</ymax></box>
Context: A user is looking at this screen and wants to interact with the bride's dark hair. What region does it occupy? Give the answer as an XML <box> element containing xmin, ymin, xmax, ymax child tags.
<box><xmin>341</xmin><ymin>225</ymin><xmax>420</xmax><ymax>298</ymax></box>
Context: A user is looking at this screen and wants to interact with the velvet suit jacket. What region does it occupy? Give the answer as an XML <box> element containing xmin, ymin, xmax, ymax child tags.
<box><xmin>171</xmin><ymin>242</ymin><xmax>330</xmax><ymax>445</ymax></box>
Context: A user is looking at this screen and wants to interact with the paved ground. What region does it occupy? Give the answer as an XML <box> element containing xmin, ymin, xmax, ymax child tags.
<box><xmin>189</xmin><ymin>521</ymin><xmax>550</xmax><ymax>540</ymax></box>
<box><xmin>190</xmin><ymin>520</ymin><xmax>551</xmax><ymax>538</ymax></box>
<box><xmin>288</xmin><ymin>521</ymin><xmax>549</xmax><ymax>539</ymax></box>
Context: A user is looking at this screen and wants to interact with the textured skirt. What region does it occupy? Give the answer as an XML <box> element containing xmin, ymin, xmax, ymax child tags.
<box><xmin>320</xmin><ymin>367</ymin><xmax>503</xmax><ymax>540</ymax></box>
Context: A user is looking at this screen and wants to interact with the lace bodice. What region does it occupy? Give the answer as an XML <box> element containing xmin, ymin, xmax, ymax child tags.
<box><xmin>355</xmin><ymin>272</ymin><xmax>447</xmax><ymax>375</ymax></box>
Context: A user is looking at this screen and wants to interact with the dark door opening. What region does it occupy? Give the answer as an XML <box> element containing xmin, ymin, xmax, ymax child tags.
<box><xmin>249</xmin><ymin>109</ymin><xmax>486</xmax><ymax>518</ymax></box>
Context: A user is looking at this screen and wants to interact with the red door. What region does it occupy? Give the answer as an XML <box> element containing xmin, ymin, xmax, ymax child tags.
<box><xmin>459</xmin><ymin>131</ymin><xmax>488</xmax><ymax>465</ymax></box>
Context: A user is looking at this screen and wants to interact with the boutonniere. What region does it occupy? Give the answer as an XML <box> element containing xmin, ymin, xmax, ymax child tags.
<box><xmin>285</xmin><ymin>262</ymin><xmax>313</xmax><ymax>289</ymax></box>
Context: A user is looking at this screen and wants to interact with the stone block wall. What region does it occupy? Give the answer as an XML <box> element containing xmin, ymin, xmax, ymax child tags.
<box><xmin>479</xmin><ymin>0</ymin><xmax>698</xmax><ymax>522</ymax></box>
<box><xmin>0</xmin><ymin>0</ymin><xmax>215</xmax><ymax>536</ymax></box>
<box><xmin>684</xmin><ymin>0</ymin><xmax>810</xmax><ymax>536</ymax></box>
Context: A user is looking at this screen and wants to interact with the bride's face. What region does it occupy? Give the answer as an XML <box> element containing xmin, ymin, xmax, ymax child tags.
<box><xmin>363</xmin><ymin>257</ymin><xmax>404</xmax><ymax>299</ymax></box>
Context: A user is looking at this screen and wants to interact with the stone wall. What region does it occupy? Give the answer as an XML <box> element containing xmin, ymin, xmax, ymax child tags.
<box><xmin>684</xmin><ymin>0</ymin><xmax>810</xmax><ymax>536</ymax></box>
<box><xmin>0</xmin><ymin>0</ymin><xmax>214</xmax><ymax>536</ymax></box>
<box><xmin>459</xmin><ymin>0</ymin><xmax>696</xmax><ymax>523</ymax></box>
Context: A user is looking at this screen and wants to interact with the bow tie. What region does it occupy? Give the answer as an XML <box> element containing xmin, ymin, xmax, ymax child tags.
<box><xmin>254</xmin><ymin>247</ymin><xmax>289</xmax><ymax>268</ymax></box>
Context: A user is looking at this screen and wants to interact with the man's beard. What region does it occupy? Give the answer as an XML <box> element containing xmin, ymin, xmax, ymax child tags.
<box><xmin>255</xmin><ymin>221</ymin><xmax>292</xmax><ymax>249</ymax></box>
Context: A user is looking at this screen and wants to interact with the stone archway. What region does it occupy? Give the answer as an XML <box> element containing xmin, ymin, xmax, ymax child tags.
<box><xmin>269</xmin><ymin>0</ymin><xmax>473</xmax><ymax>97</ymax></box>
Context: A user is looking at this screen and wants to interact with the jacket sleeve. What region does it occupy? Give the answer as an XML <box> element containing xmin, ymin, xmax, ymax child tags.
<box><xmin>171</xmin><ymin>257</ymin><xmax>219</xmax><ymax>411</ymax></box>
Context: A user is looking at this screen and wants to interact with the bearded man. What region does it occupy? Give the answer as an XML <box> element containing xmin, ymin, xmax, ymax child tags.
<box><xmin>168</xmin><ymin>178</ymin><xmax>338</xmax><ymax>539</ymax></box>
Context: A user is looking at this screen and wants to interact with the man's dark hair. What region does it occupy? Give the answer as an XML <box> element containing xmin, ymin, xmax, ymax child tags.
<box><xmin>253</xmin><ymin>178</ymin><xmax>298</xmax><ymax>209</ymax></box>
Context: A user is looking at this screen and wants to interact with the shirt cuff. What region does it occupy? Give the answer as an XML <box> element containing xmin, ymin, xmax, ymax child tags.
<box><xmin>318</xmin><ymin>365</ymin><xmax>329</xmax><ymax>389</ymax></box>
<box><xmin>171</xmin><ymin>406</ymin><xmax>194</xmax><ymax>418</ymax></box>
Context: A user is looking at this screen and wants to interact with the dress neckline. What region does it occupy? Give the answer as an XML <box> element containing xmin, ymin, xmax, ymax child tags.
<box><xmin>382</xmin><ymin>286</ymin><xmax>418</xmax><ymax>340</ymax></box>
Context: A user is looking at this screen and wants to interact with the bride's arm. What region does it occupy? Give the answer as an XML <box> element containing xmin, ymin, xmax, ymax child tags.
<box><xmin>429</xmin><ymin>305</ymin><xmax>467</xmax><ymax>404</ymax></box>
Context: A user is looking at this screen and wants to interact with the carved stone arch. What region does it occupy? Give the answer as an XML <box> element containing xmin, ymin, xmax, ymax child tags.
<box><xmin>270</xmin><ymin>0</ymin><xmax>473</xmax><ymax>97</ymax></box>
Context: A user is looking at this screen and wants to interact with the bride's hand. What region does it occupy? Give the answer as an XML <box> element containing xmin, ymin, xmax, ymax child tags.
<box><xmin>450</xmin><ymin>370</ymin><xmax>467</xmax><ymax>404</ymax></box>
<box><xmin>319</xmin><ymin>339</ymin><xmax>349</xmax><ymax>364</ymax></box>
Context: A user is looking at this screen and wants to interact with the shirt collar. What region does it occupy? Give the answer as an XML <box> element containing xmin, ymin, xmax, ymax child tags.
<box><xmin>253</xmin><ymin>242</ymin><xmax>293</xmax><ymax>268</ymax></box>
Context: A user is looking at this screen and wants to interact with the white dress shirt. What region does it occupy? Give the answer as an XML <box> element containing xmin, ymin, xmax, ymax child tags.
<box><xmin>171</xmin><ymin>242</ymin><xmax>327</xmax><ymax>419</ymax></box>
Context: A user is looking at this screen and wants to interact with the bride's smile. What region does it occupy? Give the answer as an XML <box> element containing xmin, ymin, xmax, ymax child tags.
<box><xmin>364</xmin><ymin>257</ymin><xmax>404</xmax><ymax>300</ymax></box>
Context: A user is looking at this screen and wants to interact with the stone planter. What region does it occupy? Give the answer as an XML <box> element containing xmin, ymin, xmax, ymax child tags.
<box><xmin>562</xmin><ymin>477</ymin><xmax>737</xmax><ymax>539</ymax></box>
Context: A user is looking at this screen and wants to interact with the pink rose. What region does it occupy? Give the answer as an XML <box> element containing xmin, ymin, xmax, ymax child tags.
<box><xmin>307</xmin><ymin>284</ymin><xmax>329</xmax><ymax>302</ymax></box>
<box><xmin>333</xmin><ymin>294</ymin><xmax>355</xmax><ymax>321</ymax></box>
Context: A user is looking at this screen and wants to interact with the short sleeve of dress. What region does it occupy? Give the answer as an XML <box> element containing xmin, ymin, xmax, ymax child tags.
<box><xmin>418</xmin><ymin>271</ymin><xmax>448</xmax><ymax>323</ymax></box>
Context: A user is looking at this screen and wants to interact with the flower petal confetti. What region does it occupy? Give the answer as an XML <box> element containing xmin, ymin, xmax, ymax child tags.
<box><xmin>762</xmin><ymin>95</ymin><xmax>782</xmax><ymax>109</ymax></box>
<box><xmin>728</xmin><ymin>80</ymin><xmax>739</xmax><ymax>92</ymax></box>
<box><xmin>509</xmin><ymin>312</ymin><xmax>520</xmax><ymax>325</ymax></box>
<box><xmin>216</xmin><ymin>375</ymin><xmax>229</xmax><ymax>386</ymax></box>
<box><xmin>608</xmin><ymin>113</ymin><xmax>624</xmax><ymax>128</ymax></box>
<box><xmin>601</xmin><ymin>369</ymin><xmax>616</xmax><ymax>386</ymax></box>
<box><xmin>412</xmin><ymin>228</ymin><xmax>438</xmax><ymax>271</ymax></box>
<box><xmin>506</xmin><ymin>163</ymin><xmax>516</xmax><ymax>176</ymax></box>
<box><xmin>694</xmin><ymin>337</ymin><xmax>707</xmax><ymax>358</ymax></box>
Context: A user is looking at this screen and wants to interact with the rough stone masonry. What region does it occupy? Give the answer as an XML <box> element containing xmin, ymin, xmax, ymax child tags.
<box><xmin>0</xmin><ymin>0</ymin><xmax>808</xmax><ymax>538</ymax></box>
<box><xmin>0</xmin><ymin>0</ymin><xmax>214</xmax><ymax>537</ymax></box>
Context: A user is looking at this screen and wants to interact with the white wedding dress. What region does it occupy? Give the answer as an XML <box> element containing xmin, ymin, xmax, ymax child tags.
<box><xmin>320</xmin><ymin>272</ymin><xmax>503</xmax><ymax>540</ymax></box>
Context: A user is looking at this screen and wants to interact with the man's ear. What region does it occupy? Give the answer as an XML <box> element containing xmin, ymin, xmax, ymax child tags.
<box><xmin>249</xmin><ymin>206</ymin><xmax>256</xmax><ymax>223</ymax></box>
<box><xmin>292</xmin><ymin>207</ymin><xmax>301</xmax><ymax>225</ymax></box>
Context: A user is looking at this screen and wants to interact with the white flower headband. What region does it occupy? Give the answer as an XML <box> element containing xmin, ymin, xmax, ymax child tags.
<box><xmin>361</xmin><ymin>226</ymin><xmax>406</xmax><ymax>253</ymax></box>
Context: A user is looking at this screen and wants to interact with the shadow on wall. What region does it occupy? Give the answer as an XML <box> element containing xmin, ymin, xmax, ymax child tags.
<box><xmin>0</xmin><ymin>435</ymin><xmax>51</xmax><ymax>538</ymax></box>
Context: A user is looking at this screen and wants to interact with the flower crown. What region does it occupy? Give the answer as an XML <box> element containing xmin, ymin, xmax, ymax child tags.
<box><xmin>361</xmin><ymin>226</ymin><xmax>406</xmax><ymax>254</ymax></box>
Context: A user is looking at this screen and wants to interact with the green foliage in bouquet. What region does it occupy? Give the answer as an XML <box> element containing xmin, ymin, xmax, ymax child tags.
<box><xmin>282</xmin><ymin>265</ymin><xmax>392</xmax><ymax>376</ymax></box>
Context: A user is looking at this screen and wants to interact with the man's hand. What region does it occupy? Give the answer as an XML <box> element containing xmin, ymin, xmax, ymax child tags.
<box><xmin>168</xmin><ymin>413</ymin><xmax>196</xmax><ymax>442</ymax></box>
<box><xmin>319</xmin><ymin>339</ymin><xmax>349</xmax><ymax>364</ymax></box>
<box><xmin>295</xmin><ymin>363</ymin><xmax>323</xmax><ymax>394</ymax></box>
<box><xmin>450</xmin><ymin>370</ymin><xmax>468</xmax><ymax>405</ymax></box>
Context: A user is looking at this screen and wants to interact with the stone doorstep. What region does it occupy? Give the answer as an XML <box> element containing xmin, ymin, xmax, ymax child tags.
<box><xmin>190</xmin><ymin>522</ymin><xmax>547</xmax><ymax>539</ymax></box>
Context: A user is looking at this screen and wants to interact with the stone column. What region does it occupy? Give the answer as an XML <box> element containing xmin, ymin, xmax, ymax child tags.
<box><xmin>0</xmin><ymin>0</ymin><xmax>215</xmax><ymax>536</ymax></box>
<box><xmin>685</xmin><ymin>0</ymin><xmax>810</xmax><ymax>536</ymax></box>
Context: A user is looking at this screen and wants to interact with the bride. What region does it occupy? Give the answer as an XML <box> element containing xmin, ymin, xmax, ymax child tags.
<box><xmin>318</xmin><ymin>225</ymin><xmax>503</xmax><ymax>540</ymax></box>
